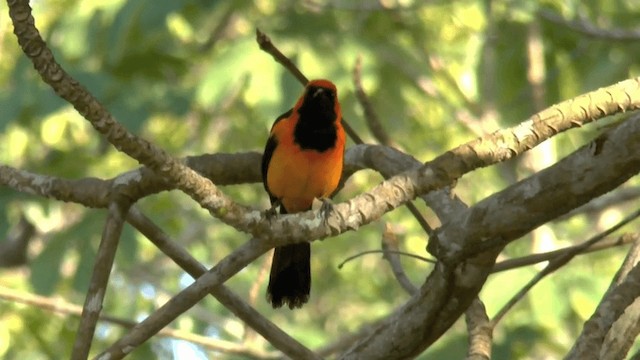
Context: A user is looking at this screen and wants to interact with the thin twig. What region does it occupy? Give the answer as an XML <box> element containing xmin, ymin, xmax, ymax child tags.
<box><xmin>256</xmin><ymin>29</ymin><xmax>308</xmax><ymax>85</ymax></box>
<box><xmin>557</xmin><ymin>186</ymin><xmax>640</xmax><ymax>220</ymax></box>
<box><xmin>244</xmin><ymin>254</ymin><xmax>272</xmax><ymax>344</ymax></box>
<box><xmin>539</xmin><ymin>9</ymin><xmax>640</xmax><ymax>41</ymax></box>
<box><xmin>492</xmin><ymin>234</ymin><xmax>636</xmax><ymax>273</ymax></box>
<box><xmin>0</xmin><ymin>286</ymin><xmax>278</xmax><ymax>359</ymax></box>
<box><xmin>490</xmin><ymin>208</ymin><xmax>640</xmax><ymax>328</ymax></box>
<box><xmin>255</xmin><ymin>28</ymin><xmax>364</xmax><ymax>144</ymax></box>
<box><xmin>337</xmin><ymin>249</ymin><xmax>435</xmax><ymax>269</ymax></box>
<box><xmin>333</xmin><ymin>232</ymin><xmax>635</xmax><ymax>276</ymax></box>
<box><xmin>199</xmin><ymin>4</ymin><xmax>235</xmax><ymax>52</ymax></box>
<box><xmin>351</xmin><ymin>55</ymin><xmax>434</xmax><ymax>235</ymax></box>
<box><xmin>72</xmin><ymin>198</ymin><xmax>130</xmax><ymax>359</ymax></box>
<box><xmin>381</xmin><ymin>223</ymin><xmax>419</xmax><ymax>295</ymax></box>
<box><xmin>353</xmin><ymin>55</ymin><xmax>394</xmax><ymax>147</ymax></box>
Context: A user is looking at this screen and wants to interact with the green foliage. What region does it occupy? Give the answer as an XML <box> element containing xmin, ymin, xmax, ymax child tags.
<box><xmin>29</xmin><ymin>231</ymin><xmax>68</xmax><ymax>295</ymax></box>
<box><xmin>1</xmin><ymin>0</ymin><xmax>639</xmax><ymax>358</ymax></box>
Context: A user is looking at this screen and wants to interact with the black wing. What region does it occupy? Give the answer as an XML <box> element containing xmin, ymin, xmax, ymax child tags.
<box><xmin>261</xmin><ymin>109</ymin><xmax>292</xmax><ymax>203</ymax></box>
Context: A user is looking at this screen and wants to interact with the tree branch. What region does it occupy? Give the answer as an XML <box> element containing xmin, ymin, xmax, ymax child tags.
<box><xmin>2</xmin><ymin>95</ymin><xmax>639</xmax><ymax>358</ymax></box>
<box><xmin>352</xmin><ymin>55</ymin><xmax>394</xmax><ymax>147</ymax></box>
<box><xmin>491</xmin><ymin>228</ymin><xmax>640</xmax><ymax>327</ymax></box>
<box><xmin>95</xmin><ymin>235</ymin><xmax>272</xmax><ymax>359</ymax></box>
<box><xmin>255</xmin><ymin>28</ymin><xmax>309</xmax><ymax>85</ymax></box>
<box><xmin>539</xmin><ymin>10</ymin><xmax>640</xmax><ymax>41</ymax></box>
<box><xmin>125</xmin><ymin>207</ymin><xmax>319</xmax><ymax>360</ymax></box>
<box><xmin>94</xmin><ymin>108</ymin><xmax>640</xmax><ymax>359</ymax></box>
<box><xmin>0</xmin><ymin>152</ymin><xmax>260</xmax><ymax>208</ymax></box>
<box><xmin>599</xmin><ymin>239</ymin><xmax>640</xmax><ymax>359</ymax></box>
<box><xmin>381</xmin><ymin>224</ymin><xmax>419</xmax><ymax>295</ymax></box>
<box><xmin>8</xmin><ymin>0</ymin><xmax>251</xmax><ymax>235</ymax></box>
<box><xmin>492</xmin><ymin>234</ymin><xmax>637</xmax><ymax>273</ymax></box>
<box><xmin>72</xmin><ymin>196</ymin><xmax>131</xmax><ymax>359</ymax></box>
<box><xmin>557</xmin><ymin>185</ymin><xmax>640</xmax><ymax>220</ymax></box>
<box><xmin>0</xmin><ymin>285</ymin><xmax>278</xmax><ymax>359</ymax></box>
<box><xmin>567</xmin><ymin>239</ymin><xmax>640</xmax><ymax>359</ymax></box>
<box><xmin>255</xmin><ymin>28</ymin><xmax>365</xmax><ymax>145</ymax></box>
<box><xmin>5</xmin><ymin>6</ymin><xmax>640</xmax><ymax>247</ymax></box>
<box><xmin>465</xmin><ymin>298</ymin><xmax>492</xmax><ymax>360</ymax></box>
<box><xmin>341</xmin><ymin>112</ymin><xmax>640</xmax><ymax>359</ymax></box>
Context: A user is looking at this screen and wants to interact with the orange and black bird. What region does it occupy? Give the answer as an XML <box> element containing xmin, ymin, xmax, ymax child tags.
<box><xmin>261</xmin><ymin>79</ymin><xmax>345</xmax><ymax>309</ymax></box>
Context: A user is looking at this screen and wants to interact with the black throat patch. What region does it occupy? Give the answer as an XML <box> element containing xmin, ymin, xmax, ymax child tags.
<box><xmin>293</xmin><ymin>86</ymin><xmax>338</xmax><ymax>152</ymax></box>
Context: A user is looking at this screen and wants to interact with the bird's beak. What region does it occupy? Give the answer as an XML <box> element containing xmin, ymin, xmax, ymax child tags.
<box><xmin>313</xmin><ymin>88</ymin><xmax>324</xmax><ymax>98</ymax></box>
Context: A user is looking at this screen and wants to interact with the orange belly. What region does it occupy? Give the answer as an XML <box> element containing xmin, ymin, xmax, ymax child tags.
<box><xmin>267</xmin><ymin>144</ymin><xmax>343</xmax><ymax>213</ymax></box>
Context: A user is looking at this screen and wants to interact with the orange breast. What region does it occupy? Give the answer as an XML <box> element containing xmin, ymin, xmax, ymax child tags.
<box><xmin>267</xmin><ymin>123</ymin><xmax>344</xmax><ymax>213</ymax></box>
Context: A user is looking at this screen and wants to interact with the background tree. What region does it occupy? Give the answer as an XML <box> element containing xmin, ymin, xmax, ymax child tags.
<box><xmin>1</xmin><ymin>0</ymin><xmax>640</xmax><ymax>359</ymax></box>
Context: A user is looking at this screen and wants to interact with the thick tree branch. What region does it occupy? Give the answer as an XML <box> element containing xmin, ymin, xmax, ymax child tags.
<box><xmin>341</xmin><ymin>112</ymin><xmax>640</xmax><ymax>359</ymax></box>
<box><xmin>0</xmin><ymin>152</ymin><xmax>261</xmax><ymax>209</ymax></box>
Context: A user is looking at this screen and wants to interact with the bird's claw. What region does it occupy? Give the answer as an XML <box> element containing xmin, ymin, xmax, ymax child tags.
<box><xmin>265</xmin><ymin>200</ymin><xmax>281</xmax><ymax>220</ymax></box>
<box><xmin>318</xmin><ymin>198</ymin><xmax>334</xmax><ymax>219</ymax></box>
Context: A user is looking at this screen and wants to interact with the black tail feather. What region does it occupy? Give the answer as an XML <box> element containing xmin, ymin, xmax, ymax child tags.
<box><xmin>267</xmin><ymin>242</ymin><xmax>311</xmax><ymax>309</ymax></box>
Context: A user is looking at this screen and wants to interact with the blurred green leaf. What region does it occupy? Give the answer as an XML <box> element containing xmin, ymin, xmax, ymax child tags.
<box><xmin>196</xmin><ymin>39</ymin><xmax>256</xmax><ymax>107</ymax></box>
<box><xmin>117</xmin><ymin>223</ymin><xmax>139</xmax><ymax>268</ymax></box>
<box><xmin>29</xmin><ymin>234</ymin><xmax>69</xmax><ymax>295</ymax></box>
<box><xmin>2</xmin><ymin>0</ymin><xmax>640</xmax><ymax>358</ymax></box>
<box><xmin>73</xmin><ymin>234</ymin><xmax>96</xmax><ymax>294</ymax></box>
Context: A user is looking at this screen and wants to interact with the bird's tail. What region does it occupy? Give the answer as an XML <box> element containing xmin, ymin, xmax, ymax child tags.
<box><xmin>266</xmin><ymin>242</ymin><xmax>311</xmax><ymax>309</ymax></box>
